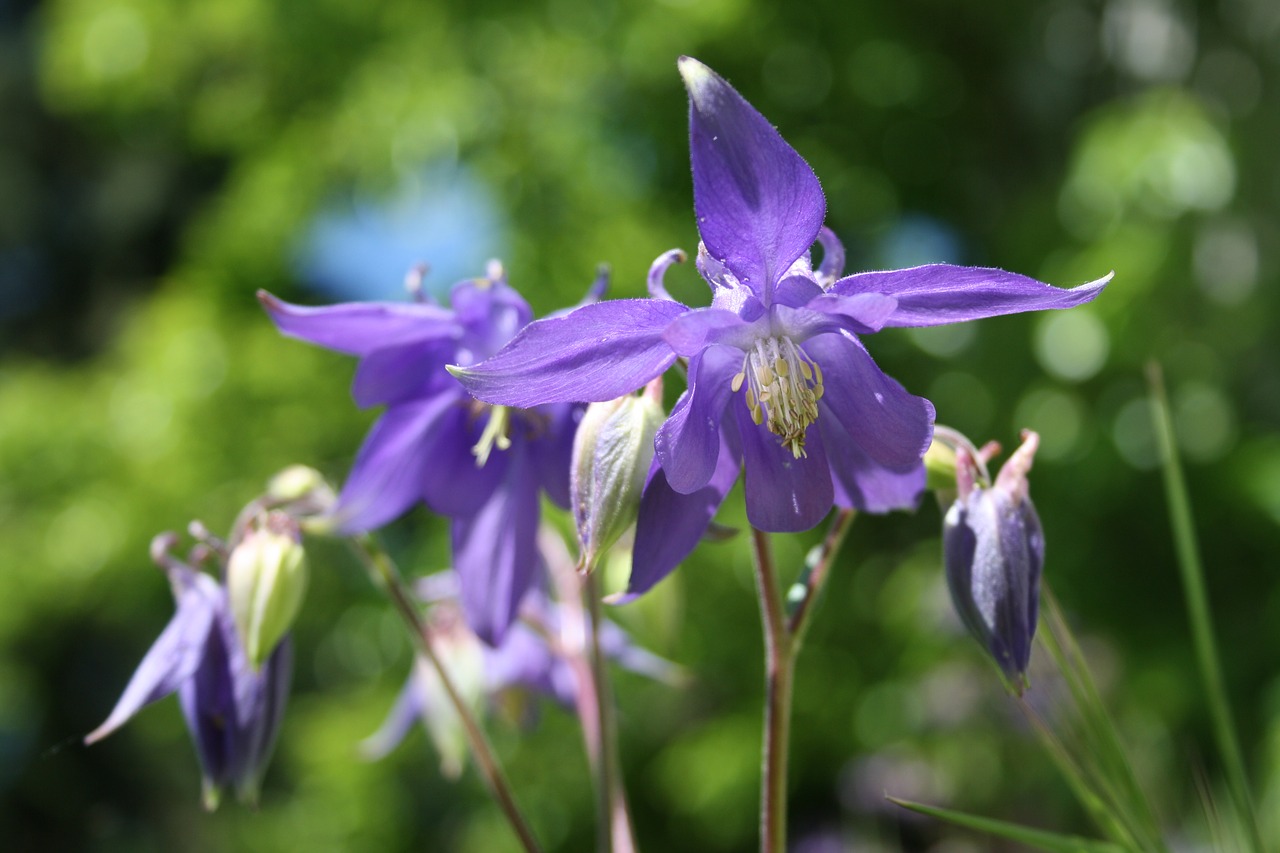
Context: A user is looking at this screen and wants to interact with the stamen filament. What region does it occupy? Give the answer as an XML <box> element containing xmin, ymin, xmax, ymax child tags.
<box><xmin>730</xmin><ymin>336</ymin><xmax>825</xmax><ymax>458</ymax></box>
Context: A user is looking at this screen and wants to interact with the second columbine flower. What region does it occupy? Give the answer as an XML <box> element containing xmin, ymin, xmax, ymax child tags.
<box><xmin>260</xmin><ymin>263</ymin><xmax>595</xmax><ymax>644</ymax></box>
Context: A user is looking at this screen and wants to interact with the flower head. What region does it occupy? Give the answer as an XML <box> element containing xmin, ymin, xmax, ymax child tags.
<box><xmin>86</xmin><ymin>531</ymin><xmax>292</xmax><ymax>810</ymax></box>
<box><xmin>360</xmin><ymin>572</ymin><xmax>677</xmax><ymax>771</ymax></box>
<box><xmin>260</xmin><ymin>262</ymin><xmax>599</xmax><ymax>644</ymax></box>
<box><xmin>942</xmin><ymin>431</ymin><xmax>1044</xmax><ymax>688</ymax></box>
<box><xmin>449</xmin><ymin>58</ymin><xmax>1108</xmax><ymax>598</ymax></box>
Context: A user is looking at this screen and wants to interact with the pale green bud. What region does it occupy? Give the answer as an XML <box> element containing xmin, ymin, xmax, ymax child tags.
<box><xmin>570</xmin><ymin>383</ymin><xmax>664</xmax><ymax>572</ymax></box>
<box><xmin>264</xmin><ymin>465</ymin><xmax>337</xmax><ymax>533</ymax></box>
<box><xmin>923</xmin><ymin>438</ymin><xmax>958</xmax><ymax>494</ymax></box>
<box><xmin>227</xmin><ymin>512</ymin><xmax>308</xmax><ymax>669</ymax></box>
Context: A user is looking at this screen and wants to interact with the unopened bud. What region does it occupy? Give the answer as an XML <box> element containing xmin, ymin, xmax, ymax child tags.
<box><xmin>265</xmin><ymin>465</ymin><xmax>337</xmax><ymax>530</ymax></box>
<box><xmin>570</xmin><ymin>383</ymin><xmax>664</xmax><ymax>572</ymax></box>
<box><xmin>923</xmin><ymin>438</ymin><xmax>958</xmax><ymax>494</ymax></box>
<box><xmin>943</xmin><ymin>431</ymin><xmax>1042</xmax><ymax>690</ymax></box>
<box><xmin>227</xmin><ymin>512</ymin><xmax>308</xmax><ymax>669</ymax></box>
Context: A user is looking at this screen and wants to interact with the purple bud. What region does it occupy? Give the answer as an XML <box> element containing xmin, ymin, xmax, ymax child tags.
<box><xmin>942</xmin><ymin>431</ymin><xmax>1043</xmax><ymax>688</ymax></box>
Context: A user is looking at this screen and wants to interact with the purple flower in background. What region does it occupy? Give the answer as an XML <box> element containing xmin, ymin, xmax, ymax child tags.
<box><xmin>260</xmin><ymin>263</ymin><xmax>596</xmax><ymax>644</ymax></box>
<box><xmin>361</xmin><ymin>573</ymin><xmax>677</xmax><ymax>771</ymax></box>
<box><xmin>451</xmin><ymin>57</ymin><xmax>1108</xmax><ymax>596</ymax></box>
<box><xmin>86</xmin><ymin>533</ymin><xmax>291</xmax><ymax>810</ymax></box>
<box><xmin>943</xmin><ymin>431</ymin><xmax>1043</xmax><ymax>687</ymax></box>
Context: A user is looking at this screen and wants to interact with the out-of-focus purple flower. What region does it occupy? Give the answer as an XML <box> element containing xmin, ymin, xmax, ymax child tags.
<box><xmin>943</xmin><ymin>431</ymin><xmax>1043</xmax><ymax>687</ymax></box>
<box><xmin>86</xmin><ymin>533</ymin><xmax>292</xmax><ymax>810</ymax></box>
<box><xmin>450</xmin><ymin>58</ymin><xmax>1108</xmax><ymax>597</ymax></box>
<box><xmin>361</xmin><ymin>572</ymin><xmax>677</xmax><ymax>771</ymax></box>
<box><xmin>260</xmin><ymin>262</ymin><xmax>598</xmax><ymax>644</ymax></box>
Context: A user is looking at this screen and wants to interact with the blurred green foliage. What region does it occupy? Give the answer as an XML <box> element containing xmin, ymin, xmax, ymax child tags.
<box><xmin>3</xmin><ymin>0</ymin><xmax>1280</xmax><ymax>849</ymax></box>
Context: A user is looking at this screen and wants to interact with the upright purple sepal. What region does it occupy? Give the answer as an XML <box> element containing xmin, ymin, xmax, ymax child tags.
<box><xmin>680</xmin><ymin>56</ymin><xmax>826</xmax><ymax>305</ymax></box>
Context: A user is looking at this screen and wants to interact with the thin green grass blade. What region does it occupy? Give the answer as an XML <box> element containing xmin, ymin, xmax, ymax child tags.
<box><xmin>887</xmin><ymin>797</ymin><xmax>1129</xmax><ymax>853</ymax></box>
<box><xmin>1146</xmin><ymin>362</ymin><xmax>1263</xmax><ymax>852</ymax></box>
<box><xmin>1036</xmin><ymin>590</ymin><xmax>1167</xmax><ymax>852</ymax></box>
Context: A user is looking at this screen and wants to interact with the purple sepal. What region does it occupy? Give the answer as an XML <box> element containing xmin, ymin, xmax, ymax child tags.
<box><xmin>625</xmin><ymin>437</ymin><xmax>741</xmax><ymax>598</ymax></box>
<box><xmin>832</xmin><ymin>265</ymin><xmax>1112</xmax><ymax>328</ymax></box>
<box><xmin>679</xmin><ymin>56</ymin><xmax>825</xmax><ymax>305</ymax></box>
<box><xmin>451</xmin><ymin>444</ymin><xmax>543</xmax><ymax>646</ymax></box>
<box><xmin>450</xmin><ymin>299</ymin><xmax>687</xmax><ymax>406</ymax></box>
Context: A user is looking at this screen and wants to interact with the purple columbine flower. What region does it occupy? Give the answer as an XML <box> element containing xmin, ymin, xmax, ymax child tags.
<box><xmin>449</xmin><ymin>57</ymin><xmax>1108</xmax><ymax>596</ymax></box>
<box><xmin>260</xmin><ymin>262</ymin><xmax>599</xmax><ymax>644</ymax></box>
<box><xmin>361</xmin><ymin>572</ymin><xmax>676</xmax><ymax>770</ymax></box>
<box><xmin>86</xmin><ymin>533</ymin><xmax>292</xmax><ymax>810</ymax></box>
<box><xmin>943</xmin><ymin>431</ymin><xmax>1043</xmax><ymax>687</ymax></box>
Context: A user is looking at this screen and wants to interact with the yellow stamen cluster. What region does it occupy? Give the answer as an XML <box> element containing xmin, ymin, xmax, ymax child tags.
<box><xmin>731</xmin><ymin>336</ymin><xmax>824</xmax><ymax>458</ymax></box>
<box><xmin>471</xmin><ymin>404</ymin><xmax>513</xmax><ymax>467</ymax></box>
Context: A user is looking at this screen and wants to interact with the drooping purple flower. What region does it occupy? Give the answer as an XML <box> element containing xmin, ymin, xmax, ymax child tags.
<box><xmin>943</xmin><ymin>431</ymin><xmax>1043</xmax><ymax>687</ymax></box>
<box><xmin>260</xmin><ymin>262</ymin><xmax>597</xmax><ymax>644</ymax></box>
<box><xmin>360</xmin><ymin>572</ymin><xmax>677</xmax><ymax>769</ymax></box>
<box><xmin>86</xmin><ymin>533</ymin><xmax>292</xmax><ymax>810</ymax></box>
<box><xmin>449</xmin><ymin>57</ymin><xmax>1108</xmax><ymax>596</ymax></box>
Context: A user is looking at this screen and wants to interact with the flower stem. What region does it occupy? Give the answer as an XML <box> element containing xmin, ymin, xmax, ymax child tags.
<box><xmin>751</xmin><ymin>527</ymin><xmax>792</xmax><ymax>853</ymax></box>
<box><xmin>586</xmin><ymin>569</ymin><xmax>638</xmax><ymax>853</ymax></box>
<box><xmin>786</xmin><ymin>510</ymin><xmax>856</xmax><ymax>646</ymax></box>
<box><xmin>539</xmin><ymin>526</ymin><xmax>636</xmax><ymax>853</ymax></box>
<box><xmin>751</xmin><ymin>513</ymin><xmax>857</xmax><ymax>853</ymax></box>
<box><xmin>349</xmin><ymin>534</ymin><xmax>543</xmax><ymax>853</ymax></box>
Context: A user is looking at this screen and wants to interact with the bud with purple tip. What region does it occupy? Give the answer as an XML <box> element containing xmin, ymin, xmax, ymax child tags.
<box><xmin>941</xmin><ymin>430</ymin><xmax>1044</xmax><ymax>689</ymax></box>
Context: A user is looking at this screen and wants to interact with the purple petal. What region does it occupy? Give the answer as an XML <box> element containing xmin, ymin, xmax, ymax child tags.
<box><xmin>450</xmin><ymin>278</ymin><xmax>534</xmax><ymax>362</ymax></box>
<box><xmin>483</xmin><ymin>624</ymin><xmax>558</xmax><ymax>697</ymax></box>
<box><xmin>360</xmin><ymin>671</ymin><xmax>427</xmax><ymax>760</ymax></box>
<box><xmin>663</xmin><ymin>308</ymin><xmax>761</xmax><ymax>357</ymax></box>
<box><xmin>815</xmin><ymin>226</ymin><xmax>846</xmax><ymax>286</ymax></box>
<box><xmin>232</xmin><ymin>636</ymin><xmax>293</xmax><ymax>803</ymax></box>
<box><xmin>772</xmin><ymin>274</ymin><xmax>824</xmax><ymax>309</ymax></box>
<box><xmin>85</xmin><ymin>575</ymin><xmax>220</xmax><ymax>745</ymax></box>
<box><xmin>625</xmin><ymin>442</ymin><xmax>741</xmax><ymax>598</ymax></box>
<box><xmin>818</xmin><ymin>411</ymin><xmax>926</xmax><ymax>513</ymax></box>
<box><xmin>831</xmin><ymin>265</ymin><xmax>1112</xmax><ymax>328</ymax></box>
<box><xmin>351</xmin><ymin>337</ymin><xmax>456</xmax><ymax>408</ymax></box>
<box><xmin>734</xmin><ymin>400</ymin><xmax>834</xmax><ymax>532</ymax></box>
<box><xmin>331</xmin><ymin>394</ymin><xmax>462</xmax><ymax>533</ymax></box>
<box><xmin>647</xmin><ymin>249</ymin><xmax>687</xmax><ymax>301</ymax></box>
<box><xmin>448</xmin><ymin>299</ymin><xmax>688</xmax><ymax>407</ymax></box>
<box><xmin>258</xmin><ymin>291</ymin><xmax>456</xmax><ymax>356</ymax></box>
<box><xmin>803</xmin><ymin>333</ymin><xmax>934</xmax><ymax>470</ymax></box>
<box><xmin>796</xmin><ymin>292</ymin><xmax>899</xmax><ymax>336</ymax></box>
<box><xmin>417</xmin><ymin>403</ymin><xmax>511</xmax><ymax>517</ymax></box>
<box><xmin>597</xmin><ymin>620</ymin><xmax>682</xmax><ymax>684</ymax></box>
<box><xmin>179</xmin><ymin>606</ymin><xmax>236</xmax><ymax>795</ymax></box>
<box><xmin>452</xmin><ymin>444</ymin><xmax>543</xmax><ymax>645</ymax></box>
<box><xmin>531</xmin><ymin>403</ymin><xmax>582</xmax><ymax>509</ymax></box>
<box><xmin>654</xmin><ymin>344</ymin><xmax>741</xmax><ymax>493</ymax></box>
<box><xmin>679</xmin><ymin>56</ymin><xmax>826</xmax><ymax>305</ymax></box>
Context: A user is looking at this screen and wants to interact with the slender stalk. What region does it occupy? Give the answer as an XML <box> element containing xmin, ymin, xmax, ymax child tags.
<box><xmin>751</xmin><ymin>528</ymin><xmax>793</xmax><ymax>853</ymax></box>
<box><xmin>786</xmin><ymin>510</ymin><xmax>856</xmax><ymax>646</ymax></box>
<box><xmin>540</xmin><ymin>526</ymin><xmax>637</xmax><ymax>853</ymax></box>
<box><xmin>349</xmin><ymin>535</ymin><xmax>543</xmax><ymax>853</ymax></box>
<box><xmin>1146</xmin><ymin>362</ymin><xmax>1262</xmax><ymax>852</ymax></box>
<box><xmin>586</xmin><ymin>570</ymin><xmax>637</xmax><ymax>853</ymax></box>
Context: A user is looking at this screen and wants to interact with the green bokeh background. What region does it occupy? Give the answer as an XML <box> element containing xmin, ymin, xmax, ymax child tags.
<box><xmin>3</xmin><ymin>0</ymin><xmax>1280</xmax><ymax>849</ymax></box>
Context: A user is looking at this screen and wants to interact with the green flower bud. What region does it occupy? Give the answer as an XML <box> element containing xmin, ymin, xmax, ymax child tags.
<box><xmin>264</xmin><ymin>465</ymin><xmax>337</xmax><ymax>533</ymax></box>
<box><xmin>570</xmin><ymin>382</ymin><xmax>664</xmax><ymax>572</ymax></box>
<box><xmin>923</xmin><ymin>438</ymin><xmax>958</xmax><ymax>494</ymax></box>
<box><xmin>227</xmin><ymin>512</ymin><xmax>308</xmax><ymax>670</ymax></box>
